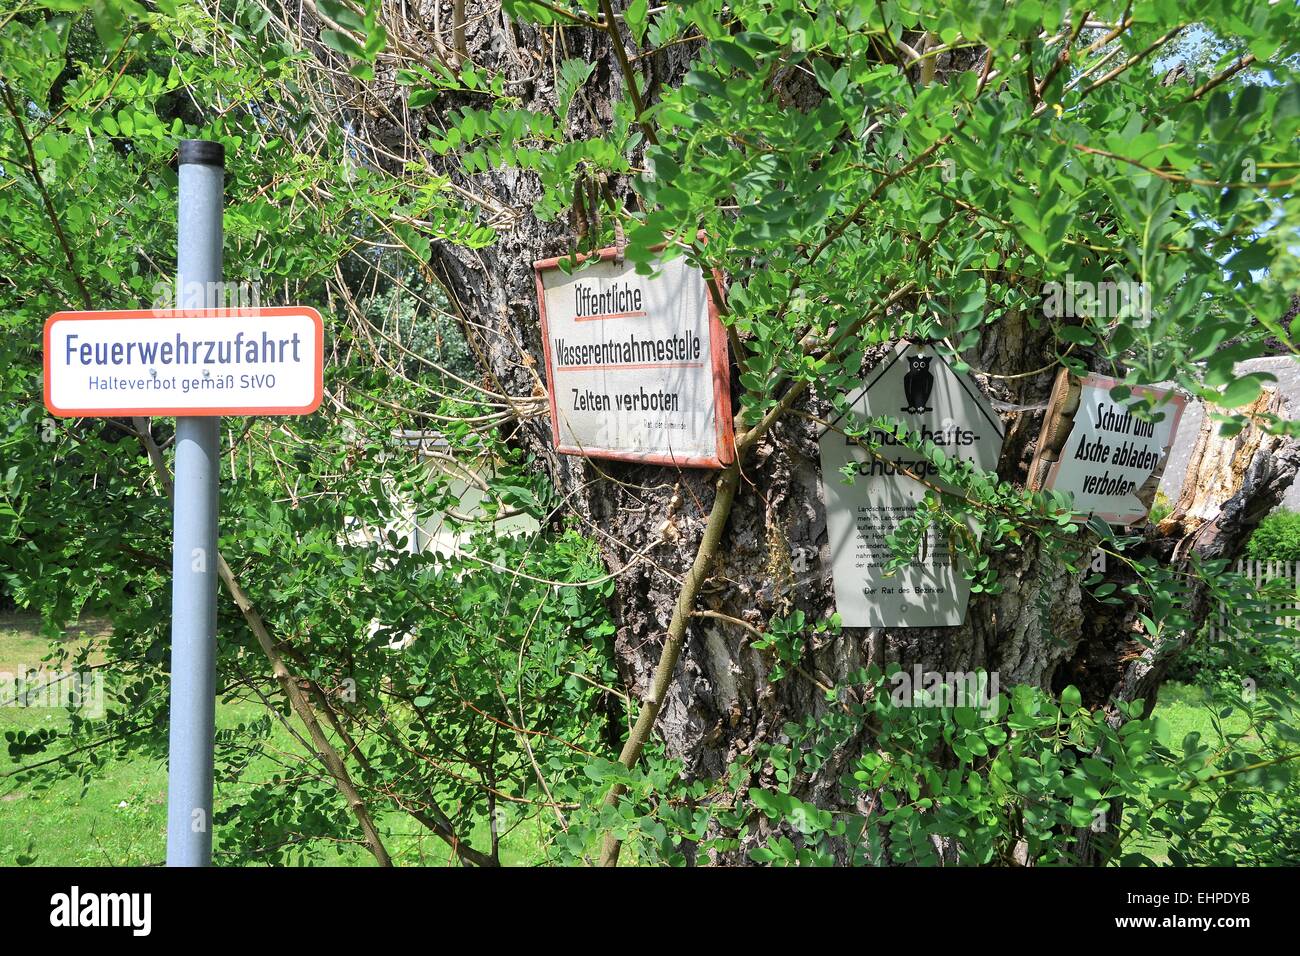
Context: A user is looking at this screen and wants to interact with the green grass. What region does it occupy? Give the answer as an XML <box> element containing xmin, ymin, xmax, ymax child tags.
<box><xmin>0</xmin><ymin>612</ymin><xmax>548</xmax><ymax>866</ymax></box>
<box><xmin>1152</xmin><ymin>680</ymin><xmax>1250</xmax><ymax>742</ymax></box>
<box><xmin>1120</xmin><ymin>680</ymin><xmax>1255</xmax><ymax>865</ymax></box>
<box><xmin>3</xmin><ymin>610</ymin><xmax>1267</xmax><ymax>866</ymax></box>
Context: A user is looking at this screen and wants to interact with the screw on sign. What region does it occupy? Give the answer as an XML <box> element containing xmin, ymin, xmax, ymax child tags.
<box><xmin>41</xmin><ymin>141</ymin><xmax>324</xmax><ymax>866</ymax></box>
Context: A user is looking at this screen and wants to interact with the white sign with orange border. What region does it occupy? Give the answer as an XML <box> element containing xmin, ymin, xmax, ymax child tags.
<box><xmin>44</xmin><ymin>307</ymin><xmax>323</xmax><ymax>417</ymax></box>
<box><xmin>535</xmin><ymin>245</ymin><xmax>734</xmax><ymax>468</ymax></box>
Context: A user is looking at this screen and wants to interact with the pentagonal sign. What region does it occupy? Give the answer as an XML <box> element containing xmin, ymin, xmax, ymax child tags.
<box><xmin>818</xmin><ymin>343</ymin><xmax>1005</xmax><ymax>627</ymax></box>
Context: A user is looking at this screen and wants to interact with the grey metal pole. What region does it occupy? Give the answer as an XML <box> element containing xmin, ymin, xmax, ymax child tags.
<box><xmin>166</xmin><ymin>139</ymin><xmax>224</xmax><ymax>867</ymax></box>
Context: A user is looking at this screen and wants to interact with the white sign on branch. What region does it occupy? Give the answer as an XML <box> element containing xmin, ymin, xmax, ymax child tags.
<box><xmin>819</xmin><ymin>344</ymin><xmax>1005</xmax><ymax>627</ymax></box>
<box><xmin>44</xmin><ymin>307</ymin><xmax>323</xmax><ymax>417</ymax></box>
<box><xmin>1041</xmin><ymin>373</ymin><xmax>1186</xmax><ymax>526</ymax></box>
<box><xmin>535</xmin><ymin>245</ymin><xmax>734</xmax><ymax>468</ymax></box>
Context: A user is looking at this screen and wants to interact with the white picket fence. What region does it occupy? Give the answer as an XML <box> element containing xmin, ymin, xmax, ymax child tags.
<box><xmin>1207</xmin><ymin>559</ymin><xmax>1300</xmax><ymax>641</ymax></box>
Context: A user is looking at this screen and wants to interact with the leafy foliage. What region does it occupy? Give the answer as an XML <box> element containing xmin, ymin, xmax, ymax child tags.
<box><xmin>1247</xmin><ymin>509</ymin><xmax>1300</xmax><ymax>561</ymax></box>
<box><xmin>3</xmin><ymin>0</ymin><xmax>1300</xmax><ymax>867</ymax></box>
<box><xmin>0</xmin><ymin>0</ymin><xmax>614</xmax><ymax>865</ymax></box>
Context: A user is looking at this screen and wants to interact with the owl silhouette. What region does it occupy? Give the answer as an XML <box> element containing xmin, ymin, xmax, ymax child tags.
<box><xmin>901</xmin><ymin>354</ymin><xmax>934</xmax><ymax>415</ymax></box>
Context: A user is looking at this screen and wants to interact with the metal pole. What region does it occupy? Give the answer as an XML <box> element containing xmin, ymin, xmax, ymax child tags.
<box><xmin>166</xmin><ymin>139</ymin><xmax>223</xmax><ymax>866</ymax></box>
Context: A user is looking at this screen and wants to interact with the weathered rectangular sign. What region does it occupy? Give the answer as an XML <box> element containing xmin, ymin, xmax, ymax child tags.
<box><xmin>44</xmin><ymin>307</ymin><xmax>323</xmax><ymax>417</ymax></box>
<box><xmin>535</xmin><ymin>245</ymin><xmax>734</xmax><ymax>468</ymax></box>
<box><xmin>819</xmin><ymin>344</ymin><xmax>1005</xmax><ymax>627</ymax></box>
<box><xmin>1033</xmin><ymin>371</ymin><xmax>1186</xmax><ymax>526</ymax></box>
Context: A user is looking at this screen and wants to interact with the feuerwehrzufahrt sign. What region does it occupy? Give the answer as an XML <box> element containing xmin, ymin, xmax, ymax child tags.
<box><xmin>1033</xmin><ymin>372</ymin><xmax>1185</xmax><ymax>526</ymax></box>
<box><xmin>44</xmin><ymin>307</ymin><xmax>323</xmax><ymax>417</ymax></box>
<box><xmin>819</xmin><ymin>344</ymin><xmax>1005</xmax><ymax>627</ymax></box>
<box><xmin>535</xmin><ymin>245</ymin><xmax>734</xmax><ymax>468</ymax></box>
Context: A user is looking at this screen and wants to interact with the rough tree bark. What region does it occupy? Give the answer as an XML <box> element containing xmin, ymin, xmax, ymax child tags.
<box><xmin>1115</xmin><ymin>387</ymin><xmax>1300</xmax><ymax>708</ymax></box>
<box><xmin>329</xmin><ymin>3</ymin><xmax>1296</xmax><ymax>861</ymax></box>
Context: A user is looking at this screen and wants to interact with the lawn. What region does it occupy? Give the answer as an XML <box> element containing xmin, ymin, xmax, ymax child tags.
<box><xmin>0</xmin><ymin>611</ymin><xmax>1261</xmax><ymax>867</ymax></box>
<box><xmin>0</xmin><ymin>612</ymin><xmax>548</xmax><ymax>866</ymax></box>
<box><xmin>1119</xmin><ymin>680</ymin><xmax>1260</xmax><ymax>865</ymax></box>
<box><xmin>1152</xmin><ymin>679</ymin><xmax>1251</xmax><ymax>742</ymax></box>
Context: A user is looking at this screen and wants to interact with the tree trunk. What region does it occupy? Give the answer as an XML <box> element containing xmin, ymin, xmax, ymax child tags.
<box><xmin>337</xmin><ymin>4</ymin><xmax>1296</xmax><ymax>860</ymax></box>
<box><xmin>1113</xmin><ymin>387</ymin><xmax>1300</xmax><ymax>710</ymax></box>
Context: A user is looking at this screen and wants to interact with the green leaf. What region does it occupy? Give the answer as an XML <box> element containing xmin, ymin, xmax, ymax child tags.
<box><xmin>318</xmin><ymin>0</ymin><xmax>365</xmax><ymax>32</ymax></box>
<box><xmin>624</xmin><ymin>0</ymin><xmax>650</xmax><ymax>44</ymax></box>
<box><xmin>555</xmin><ymin>58</ymin><xmax>596</xmax><ymax>119</ymax></box>
<box><xmin>1219</xmin><ymin>374</ymin><xmax>1273</xmax><ymax>409</ymax></box>
<box><xmin>409</xmin><ymin>88</ymin><xmax>438</xmax><ymax>110</ymax></box>
<box><xmin>713</xmin><ymin>40</ymin><xmax>757</xmax><ymax>75</ymax></box>
<box><xmin>364</xmin><ymin>24</ymin><xmax>388</xmax><ymax>59</ymax></box>
<box><xmin>320</xmin><ymin>29</ymin><xmax>366</xmax><ymax>60</ymax></box>
<box><xmin>91</xmin><ymin>0</ymin><xmax>126</xmax><ymax>48</ymax></box>
<box><xmin>1057</xmin><ymin>325</ymin><xmax>1095</xmax><ymax>345</ymax></box>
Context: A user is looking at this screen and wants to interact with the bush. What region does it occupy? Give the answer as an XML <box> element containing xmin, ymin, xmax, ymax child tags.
<box><xmin>1166</xmin><ymin>561</ymin><xmax>1300</xmax><ymax>689</ymax></box>
<box><xmin>1246</xmin><ymin>510</ymin><xmax>1300</xmax><ymax>561</ymax></box>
